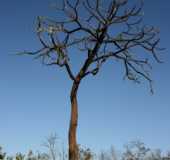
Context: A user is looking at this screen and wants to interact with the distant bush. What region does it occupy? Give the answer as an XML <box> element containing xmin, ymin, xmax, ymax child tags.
<box><xmin>0</xmin><ymin>139</ymin><xmax>170</xmax><ymax>160</ymax></box>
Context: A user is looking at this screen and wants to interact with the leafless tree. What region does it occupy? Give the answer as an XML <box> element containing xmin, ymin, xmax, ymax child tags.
<box><xmin>20</xmin><ymin>0</ymin><xmax>163</xmax><ymax>159</ymax></box>
<box><xmin>43</xmin><ymin>134</ymin><xmax>58</xmax><ymax>160</ymax></box>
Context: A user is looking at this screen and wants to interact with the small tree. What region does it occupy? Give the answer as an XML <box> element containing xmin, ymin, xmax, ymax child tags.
<box><xmin>42</xmin><ymin>134</ymin><xmax>58</xmax><ymax>160</ymax></box>
<box><xmin>20</xmin><ymin>0</ymin><xmax>163</xmax><ymax>159</ymax></box>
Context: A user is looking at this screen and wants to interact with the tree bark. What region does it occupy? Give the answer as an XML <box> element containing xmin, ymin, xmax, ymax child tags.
<box><xmin>69</xmin><ymin>78</ymin><xmax>80</xmax><ymax>160</ymax></box>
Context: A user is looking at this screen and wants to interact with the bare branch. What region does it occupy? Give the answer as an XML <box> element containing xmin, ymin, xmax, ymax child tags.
<box><xmin>21</xmin><ymin>0</ymin><xmax>164</xmax><ymax>91</ymax></box>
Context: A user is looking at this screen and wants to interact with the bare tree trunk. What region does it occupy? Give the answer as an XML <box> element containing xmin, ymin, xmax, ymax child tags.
<box><xmin>69</xmin><ymin>79</ymin><xmax>80</xmax><ymax>160</ymax></box>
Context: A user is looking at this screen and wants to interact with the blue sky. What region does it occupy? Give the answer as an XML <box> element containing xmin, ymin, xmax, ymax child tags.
<box><xmin>0</xmin><ymin>0</ymin><xmax>170</xmax><ymax>155</ymax></box>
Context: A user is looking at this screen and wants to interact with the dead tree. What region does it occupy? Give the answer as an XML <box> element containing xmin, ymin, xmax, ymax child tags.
<box><xmin>20</xmin><ymin>0</ymin><xmax>163</xmax><ymax>159</ymax></box>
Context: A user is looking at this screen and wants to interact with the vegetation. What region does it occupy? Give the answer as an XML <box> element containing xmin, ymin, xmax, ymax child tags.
<box><xmin>1</xmin><ymin>139</ymin><xmax>170</xmax><ymax>160</ymax></box>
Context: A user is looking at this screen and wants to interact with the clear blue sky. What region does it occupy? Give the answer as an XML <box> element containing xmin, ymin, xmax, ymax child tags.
<box><xmin>0</xmin><ymin>0</ymin><xmax>170</xmax><ymax>155</ymax></box>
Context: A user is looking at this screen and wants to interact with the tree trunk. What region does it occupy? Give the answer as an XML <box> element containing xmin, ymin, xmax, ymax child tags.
<box><xmin>69</xmin><ymin>79</ymin><xmax>80</xmax><ymax>160</ymax></box>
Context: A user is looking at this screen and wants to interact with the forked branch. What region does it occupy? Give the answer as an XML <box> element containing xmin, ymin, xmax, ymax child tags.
<box><xmin>20</xmin><ymin>0</ymin><xmax>164</xmax><ymax>91</ymax></box>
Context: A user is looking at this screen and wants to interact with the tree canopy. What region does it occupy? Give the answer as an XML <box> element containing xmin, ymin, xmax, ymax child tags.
<box><xmin>21</xmin><ymin>0</ymin><xmax>163</xmax><ymax>92</ymax></box>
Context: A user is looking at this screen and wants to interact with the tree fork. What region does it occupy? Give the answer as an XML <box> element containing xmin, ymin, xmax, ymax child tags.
<box><xmin>68</xmin><ymin>26</ymin><xmax>108</xmax><ymax>160</ymax></box>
